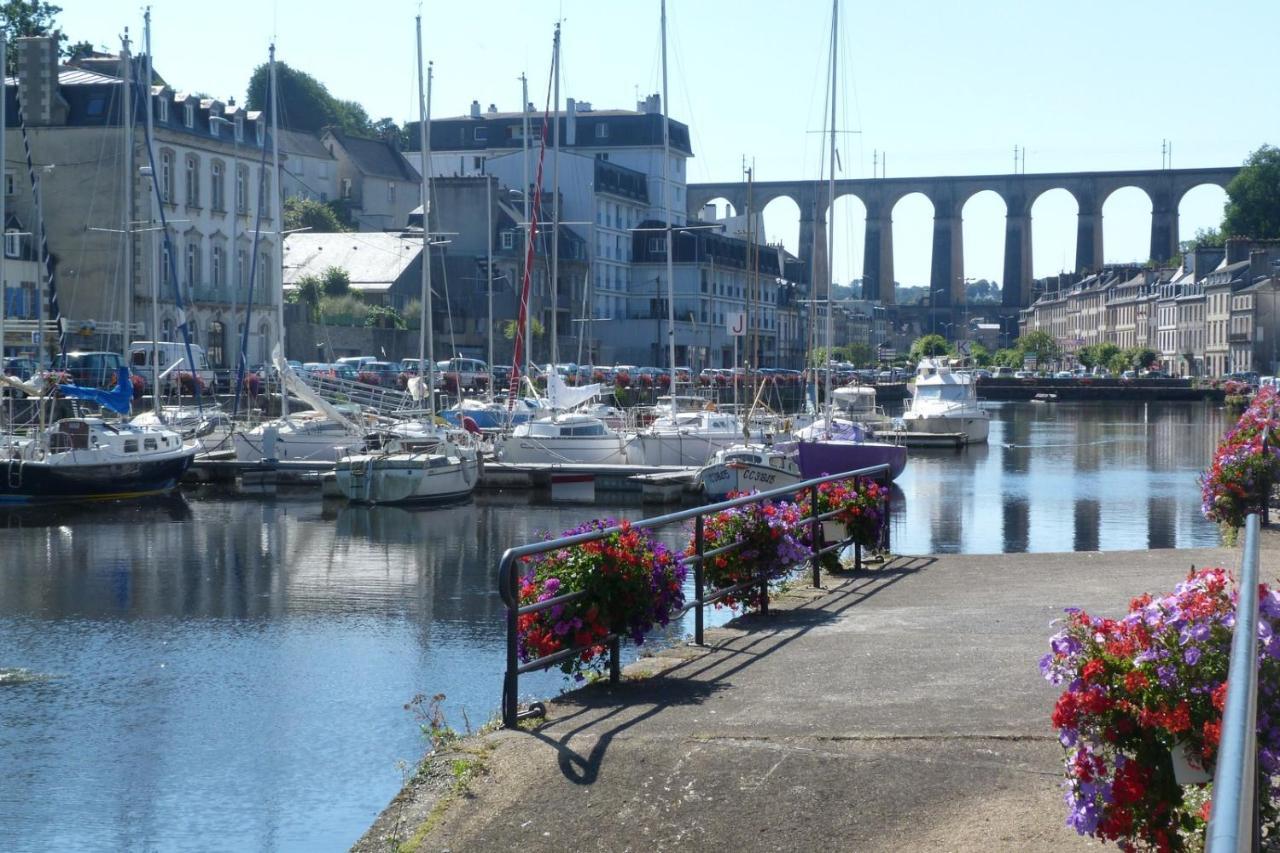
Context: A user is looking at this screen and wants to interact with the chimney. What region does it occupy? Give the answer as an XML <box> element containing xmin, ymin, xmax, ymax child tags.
<box><xmin>565</xmin><ymin>97</ymin><xmax>576</xmax><ymax>146</ymax></box>
<box><xmin>1251</xmin><ymin>249</ymin><xmax>1277</xmax><ymax>284</ymax></box>
<box><xmin>487</xmin><ymin>103</ymin><xmax>497</xmax><ymax>113</ymax></box>
<box><xmin>469</xmin><ymin>100</ymin><xmax>481</xmax><ymax>118</ymax></box>
<box><xmin>1226</xmin><ymin>237</ymin><xmax>1250</xmax><ymax>265</ymax></box>
<box><xmin>15</xmin><ymin>37</ymin><xmax>69</xmax><ymax>127</ymax></box>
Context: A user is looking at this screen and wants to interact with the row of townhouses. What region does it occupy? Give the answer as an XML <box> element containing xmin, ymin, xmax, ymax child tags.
<box><xmin>2</xmin><ymin>36</ymin><xmax>879</xmax><ymax>372</ymax></box>
<box><xmin>1018</xmin><ymin>240</ymin><xmax>1280</xmax><ymax>376</ymax></box>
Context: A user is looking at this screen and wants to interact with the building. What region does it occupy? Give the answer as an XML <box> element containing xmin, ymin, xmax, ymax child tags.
<box><xmin>277</xmin><ymin>129</ymin><xmax>339</xmax><ymax>204</ymax></box>
<box><xmin>4</xmin><ymin>38</ymin><xmax>276</xmax><ymax>367</ymax></box>
<box><xmin>322</xmin><ymin>129</ymin><xmax>421</xmax><ymax>232</ymax></box>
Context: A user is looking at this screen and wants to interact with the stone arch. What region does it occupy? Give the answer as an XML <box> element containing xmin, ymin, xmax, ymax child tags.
<box><xmin>1176</xmin><ymin>183</ymin><xmax>1229</xmax><ymax>246</ymax></box>
<box><xmin>760</xmin><ymin>194</ymin><xmax>802</xmax><ymax>261</ymax></box>
<box><xmin>1100</xmin><ymin>185</ymin><xmax>1154</xmax><ymax>265</ymax></box>
<box><xmin>1029</xmin><ymin>188</ymin><xmax>1079</xmax><ymax>278</ymax></box>
<box><xmin>697</xmin><ymin>196</ymin><xmax>737</xmax><ymax>224</ymax></box>
<box><xmin>960</xmin><ymin>190</ymin><xmax>1007</xmax><ymax>308</ymax></box>
<box><xmin>890</xmin><ymin>192</ymin><xmax>935</xmax><ymax>297</ymax></box>
<box><xmin>827</xmin><ymin>193</ymin><xmax>868</xmax><ymax>292</ymax></box>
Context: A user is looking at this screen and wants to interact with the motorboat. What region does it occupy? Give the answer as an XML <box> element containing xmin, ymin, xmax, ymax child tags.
<box><xmin>786</xmin><ymin>417</ymin><xmax>907</xmax><ymax>481</ymax></box>
<box><xmin>335</xmin><ymin>425</ymin><xmax>481</xmax><ymax>504</ymax></box>
<box><xmin>0</xmin><ymin>416</ymin><xmax>196</xmax><ymax>504</ymax></box>
<box><xmin>635</xmin><ymin>406</ymin><xmax>749</xmax><ymax>466</ymax></box>
<box><xmin>901</xmin><ymin>359</ymin><xmax>990</xmax><ymax>443</ymax></box>
<box><xmin>697</xmin><ymin>444</ymin><xmax>802</xmax><ymax>499</ymax></box>
<box><xmin>830</xmin><ymin>384</ymin><xmax>896</xmax><ymax>434</ymax></box>
<box><xmin>1031</xmin><ymin>392</ymin><xmax>1058</xmax><ymax>404</ymax></box>
<box><xmin>495</xmin><ymin>412</ymin><xmax>639</xmax><ymax>465</ymax></box>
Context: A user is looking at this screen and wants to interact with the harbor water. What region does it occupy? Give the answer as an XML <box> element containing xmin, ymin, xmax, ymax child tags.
<box><xmin>0</xmin><ymin>401</ymin><xmax>1226</xmax><ymax>851</ymax></box>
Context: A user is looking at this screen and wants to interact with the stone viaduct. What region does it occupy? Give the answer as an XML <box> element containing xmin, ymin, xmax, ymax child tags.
<box><xmin>687</xmin><ymin>167</ymin><xmax>1238</xmax><ymax>309</ymax></box>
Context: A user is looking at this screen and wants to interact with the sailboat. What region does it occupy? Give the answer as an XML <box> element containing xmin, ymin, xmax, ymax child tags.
<box><xmin>232</xmin><ymin>45</ymin><xmax>367</xmax><ymax>463</ymax></box>
<box><xmin>789</xmin><ymin>0</ymin><xmax>906</xmax><ymax>482</ymax></box>
<box><xmin>495</xmin><ymin>372</ymin><xmax>637</xmax><ymax>464</ymax></box>
<box><xmin>333</xmin><ymin>20</ymin><xmax>481</xmax><ymax>505</ymax></box>
<box><xmin>0</xmin><ymin>28</ymin><xmax>196</xmax><ymax>503</ymax></box>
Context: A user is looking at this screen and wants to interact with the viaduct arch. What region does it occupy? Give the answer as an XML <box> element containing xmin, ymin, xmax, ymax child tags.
<box><xmin>687</xmin><ymin>167</ymin><xmax>1238</xmax><ymax>309</ymax></box>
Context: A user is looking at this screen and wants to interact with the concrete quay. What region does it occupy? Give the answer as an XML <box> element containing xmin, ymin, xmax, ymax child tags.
<box><xmin>355</xmin><ymin>544</ymin><xmax>1240</xmax><ymax>853</ymax></box>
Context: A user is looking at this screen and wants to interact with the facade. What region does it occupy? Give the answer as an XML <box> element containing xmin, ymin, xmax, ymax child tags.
<box><xmin>4</xmin><ymin>39</ymin><xmax>276</xmax><ymax>367</ymax></box>
<box><xmin>278</xmin><ymin>129</ymin><xmax>339</xmax><ymax>203</ymax></box>
<box><xmin>322</xmin><ymin>129</ymin><xmax>421</xmax><ymax>232</ymax></box>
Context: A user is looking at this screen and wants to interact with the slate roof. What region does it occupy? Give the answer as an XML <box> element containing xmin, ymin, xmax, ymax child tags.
<box><xmin>276</xmin><ymin>129</ymin><xmax>335</xmax><ymax>161</ymax></box>
<box><xmin>327</xmin><ymin>130</ymin><xmax>419</xmax><ymax>182</ymax></box>
<box><xmin>282</xmin><ymin>232</ymin><xmax>422</xmax><ymax>295</ymax></box>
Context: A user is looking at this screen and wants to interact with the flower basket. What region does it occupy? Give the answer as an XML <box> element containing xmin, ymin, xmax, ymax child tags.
<box><xmin>822</xmin><ymin>520</ymin><xmax>847</xmax><ymax>543</ymax></box>
<box><xmin>797</xmin><ymin>477</ymin><xmax>888</xmax><ymax>571</ymax></box>
<box><xmin>517</xmin><ymin>519</ymin><xmax>686</xmax><ymax>680</ymax></box>
<box><xmin>1041</xmin><ymin>567</ymin><xmax>1280</xmax><ymax>849</ymax></box>
<box><xmin>693</xmin><ymin>498</ymin><xmax>807</xmax><ymax>610</ymax></box>
<box><xmin>1200</xmin><ymin>385</ymin><xmax>1280</xmax><ymax>529</ymax></box>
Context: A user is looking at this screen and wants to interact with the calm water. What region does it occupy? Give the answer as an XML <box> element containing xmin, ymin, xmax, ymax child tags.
<box><xmin>0</xmin><ymin>401</ymin><xmax>1226</xmax><ymax>851</ymax></box>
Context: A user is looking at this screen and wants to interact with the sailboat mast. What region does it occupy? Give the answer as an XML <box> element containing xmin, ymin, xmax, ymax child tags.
<box><xmin>415</xmin><ymin>17</ymin><xmax>435</xmax><ymax>411</ymax></box>
<box><xmin>823</xmin><ymin>0</ymin><xmax>838</xmax><ymax>423</ymax></box>
<box><xmin>269</xmin><ymin>43</ymin><xmax>287</xmax><ymax>419</ymax></box>
<box><xmin>549</xmin><ymin>24</ymin><xmax>561</xmax><ymax>369</ymax></box>
<box><xmin>144</xmin><ymin>9</ymin><xmax>160</xmax><ymax>416</ymax></box>
<box><xmin>486</xmin><ymin>172</ymin><xmax>494</xmax><ymax>401</ymax></box>
<box><xmin>0</xmin><ymin>34</ymin><xmax>6</xmax><ymax>384</ymax></box>
<box><xmin>520</xmin><ymin>73</ymin><xmax>530</xmax><ymax>378</ymax></box>
<box><xmin>121</xmin><ymin>30</ymin><xmax>133</xmax><ymax>356</ymax></box>
<box><xmin>660</xmin><ymin>0</ymin><xmax>677</xmax><ymax>408</ymax></box>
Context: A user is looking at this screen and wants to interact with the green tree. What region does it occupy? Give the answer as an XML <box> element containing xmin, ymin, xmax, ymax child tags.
<box><xmin>992</xmin><ymin>348</ymin><xmax>1022</xmax><ymax>368</ymax></box>
<box><xmin>1</xmin><ymin>1</ymin><xmax>91</xmax><ymax>75</ymax></box>
<box><xmin>320</xmin><ymin>265</ymin><xmax>350</xmax><ymax>297</ymax></box>
<box><xmin>844</xmin><ymin>341</ymin><xmax>874</xmax><ymax>367</ymax></box>
<box><xmin>1106</xmin><ymin>351</ymin><xmax>1131</xmax><ymax>375</ymax></box>
<box><xmin>283</xmin><ymin>197</ymin><xmax>349</xmax><ymax>234</ymax></box>
<box><xmin>1223</xmin><ymin>145</ymin><xmax>1280</xmax><ymax>240</ymax></box>
<box><xmin>1077</xmin><ymin>342</ymin><xmax>1119</xmax><ymax>370</ymax></box>
<box><xmin>1125</xmin><ymin>347</ymin><xmax>1158</xmax><ymax>371</ymax></box>
<box><xmin>372</xmin><ymin>117</ymin><xmax>408</xmax><ymax>150</ymax></box>
<box><xmin>968</xmin><ymin>342</ymin><xmax>991</xmax><ymax>366</ymax></box>
<box><xmin>290</xmin><ymin>274</ymin><xmax>323</xmax><ymax>321</ymax></box>
<box><xmin>1180</xmin><ymin>226</ymin><xmax>1226</xmax><ymax>253</ymax></box>
<box><xmin>246</xmin><ymin>62</ymin><xmax>372</xmax><ymax>135</ymax></box>
<box><xmin>1015</xmin><ymin>330</ymin><xmax>1060</xmax><ymax>366</ymax></box>
<box><xmin>909</xmin><ymin>334</ymin><xmax>953</xmax><ymax>362</ymax></box>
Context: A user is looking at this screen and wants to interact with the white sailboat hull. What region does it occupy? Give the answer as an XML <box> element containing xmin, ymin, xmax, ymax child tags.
<box><xmin>335</xmin><ymin>452</ymin><xmax>479</xmax><ymax>504</ymax></box>
<box><xmin>698</xmin><ymin>460</ymin><xmax>801</xmax><ymax>499</ymax></box>
<box><xmin>233</xmin><ymin>420</ymin><xmax>364</xmax><ymax>462</ymax></box>
<box><xmin>496</xmin><ymin>434</ymin><xmax>639</xmax><ymax>465</ymax></box>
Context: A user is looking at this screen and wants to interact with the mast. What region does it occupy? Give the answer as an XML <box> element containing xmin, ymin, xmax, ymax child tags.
<box><xmin>269</xmin><ymin>43</ymin><xmax>287</xmax><ymax>419</ymax></box>
<box><xmin>0</xmin><ymin>34</ymin><xmax>6</xmax><ymax>382</ymax></box>
<box><xmin>121</xmin><ymin>29</ymin><xmax>133</xmax><ymax>356</ymax></box>
<box><xmin>144</xmin><ymin>9</ymin><xmax>160</xmax><ymax>415</ymax></box>
<box><xmin>548</xmin><ymin>23</ymin><xmax>561</xmax><ymax>368</ymax></box>
<box><xmin>486</xmin><ymin>172</ymin><xmax>493</xmax><ymax>401</ymax></box>
<box><xmin>520</xmin><ymin>73</ymin><xmax>531</xmax><ymax>377</ymax></box>
<box><xmin>661</xmin><ymin>0</ymin><xmax>677</xmax><ymax>410</ymax></box>
<box><xmin>415</xmin><ymin>17</ymin><xmax>435</xmax><ymax>413</ymax></box>
<box><xmin>823</xmin><ymin>0</ymin><xmax>838</xmax><ymax>428</ymax></box>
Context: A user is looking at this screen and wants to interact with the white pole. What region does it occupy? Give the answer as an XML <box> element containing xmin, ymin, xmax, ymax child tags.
<box><xmin>823</xmin><ymin>0</ymin><xmax>838</xmax><ymax>428</ymax></box>
<box><xmin>144</xmin><ymin>8</ymin><xmax>160</xmax><ymax>416</ymax></box>
<box><xmin>520</xmin><ymin>73</ymin><xmax>530</xmax><ymax>378</ymax></box>
<box><xmin>549</xmin><ymin>23</ymin><xmax>561</xmax><ymax>368</ymax></box>
<box><xmin>486</xmin><ymin>172</ymin><xmax>493</xmax><ymax>400</ymax></box>
<box><xmin>121</xmin><ymin>30</ymin><xmax>133</xmax><ymax>356</ymax></box>
<box><xmin>269</xmin><ymin>44</ymin><xmax>287</xmax><ymax>420</ymax></box>
<box><xmin>414</xmin><ymin>18</ymin><xmax>435</xmax><ymax>413</ymax></box>
<box><xmin>661</xmin><ymin>0</ymin><xmax>677</xmax><ymax>412</ymax></box>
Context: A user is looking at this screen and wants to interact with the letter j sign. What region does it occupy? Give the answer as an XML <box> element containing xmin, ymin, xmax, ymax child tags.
<box><xmin>727</xmin><ymin>312</ymin><xmax>746</xmax><ymax>337</ymax></box>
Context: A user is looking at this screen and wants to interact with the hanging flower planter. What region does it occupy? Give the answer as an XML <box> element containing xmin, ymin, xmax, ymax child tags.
<box><xmin>1170</xmin><ymin>738</ymin><xmax>1211</xmax><ymax>786</ymax></box>
<box><xmin>822</xmin><ymin>520</ymin><xmax>847</xmax><ymax>543</ymax></box>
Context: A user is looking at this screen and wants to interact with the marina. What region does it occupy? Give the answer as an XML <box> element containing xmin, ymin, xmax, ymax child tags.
<box><xmin>0</xmin><ymin>400</ymin><xmax>1229</xmax><ymax>850</ymax></box>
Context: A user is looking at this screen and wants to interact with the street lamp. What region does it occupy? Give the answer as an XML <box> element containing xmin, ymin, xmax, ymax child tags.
<box><xmin>927</xmin><ymin>286</ymin><xmax>948</xmax><ymax>337</ymax></box>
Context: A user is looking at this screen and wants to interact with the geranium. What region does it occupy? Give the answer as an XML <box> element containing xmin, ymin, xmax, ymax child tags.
<box><xmin>1200</xmin><ymin>386</ymin><xmax>1280</xmax><ymax>529</ymax></box>
<box><xmin>1042</xmin><ymin>567</ymin><xmax>1280</xmax><ymax>850</ymax></box>
<box><xmin>793</xmin><ymin>477</ymin><xmax>888</xmax><ymax>571</ymax></box>
<box><xmin>517</xmin><ymin>518</ymin><xmax>686</xmax><ymax>680</ymax></box>
<box><xmin>692</xmin><ymin>497</ymin><xmax>809</xmax><ymax>610</ymax></box>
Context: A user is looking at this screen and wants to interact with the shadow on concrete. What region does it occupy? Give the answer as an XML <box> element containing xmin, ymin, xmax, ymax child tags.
<box><xmin>523</xmin><ymin>555</ymin><xmax>935</xmax><ymax>784</ymax></box>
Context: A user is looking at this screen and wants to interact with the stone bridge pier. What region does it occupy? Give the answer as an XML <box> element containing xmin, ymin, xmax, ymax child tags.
<box><xmin>688</xmin><ymin>166</ymin><xmax>1237</xmax><ymax>316</ymax></box>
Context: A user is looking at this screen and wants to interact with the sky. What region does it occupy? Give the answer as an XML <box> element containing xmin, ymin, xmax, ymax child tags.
<box><xmin>60</xmin><ymin>0</ymin><xmax>1277</xmax><ymax>290</ymax></box>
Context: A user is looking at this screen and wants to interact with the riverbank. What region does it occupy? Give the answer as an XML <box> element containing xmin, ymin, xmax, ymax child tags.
<box><xmin>354</xmin><ymin>543</ymin><xmax>1239</xmax><ymax>853</ymax></box>
<box><xmin>978</xmin><ymin>377</ymin><xmax>1225</xmax><ymax>402</ymax></box>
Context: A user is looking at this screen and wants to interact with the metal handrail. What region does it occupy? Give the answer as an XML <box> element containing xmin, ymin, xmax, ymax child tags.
<box><xmin>499</xmin><ymin>464</ymin><xmax>891</xmax><ymax>727</ymax></box>
<box><xmin>1206</xmin><ymin>512</ymin><xmax>1262</xmax><ymax>853</ymax></box>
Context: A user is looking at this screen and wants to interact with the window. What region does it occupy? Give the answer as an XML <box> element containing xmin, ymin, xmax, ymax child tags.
<box><xmin>235</xmin><ymin>115</ymin><xmax>244</xmax><ymax>142</ymax></box>
<box><xmin>387</xmin><ymin>182</ymin><xmax>396</xmax><ymax>204</ymax></box>
<box><xmin>184</xmin><ymin>102</ymin><xmax>194</xmax><ymax>128</ymax></box>
<box><xmin>235</xmin><ymin>166</ymin><xmax>248</xmax><ymax>214</ymax></box>
<box><xmin>211</xmin><ymin>245</ymin><xmax>224</xmax><ymax>288</ymax></box>
<box><xmin>185</xmin><ymin>155</ymin><xmax>200</xmax><ymax>206</ymax></box>
<box><xmin>160</xmin><ymin>149</ymin><xmax>174</xmax><ymax>202</ymax></box>
<box><xmin>595</xmin><ymin>123</ymin><xmax>608</xmax><ymax>139</ymax></box>
<box><xmin>157</xmin><ymin>96</ymin><xmax>169</xmax><ymax>123</ymax></box>
<box><xmin>341</xmin><ymin>177</ymin><xmax>352</xmax><ymax>200</ymax></box>
<box><xmin>474</xmin><ymin>127</ymin><xmax>488</xmax><ymax>142</ymax></box>
<box><xmin>4</xmin><ymin>229</ymin><xmax>19</xmax><ymax>258</ymax></box>
<box><xmin>208</xmin><ymin>320</ymin><xmax>225</xmax><ymax>368</ymax></box>
<box><xmin>501</xmin><ymin>230</ymin><xmax>514</xmax><ymax>250</ymax></box>
<box><xmin>4</xmin><ymin>171</ymin><xmax>11</xmax><ymax>196</ymax></box>
<box><xmin>210</xmin><ymin>161</ymin><xmax>224</xmax><ymax>211</ymax></box>
<box><xmin>472</xmin><ymin>156</ymin><xmax>483</xmax><ymax>170</ymax></box>
<box><xmin>161</xmin><ymin>243</ymin><xmax>171</xmax><ymax>286</ymax></box>
<box><xmin>259</xmin><ymin>170</ymin><xmax>273</xmax><ymax>220</ymax></box>
<box><xmin>185</xmin><ymin>242</ymin><xmax>200</xmax><ymax>289</ymax></box>
<box><xmin>237</xmin><ymin>249</ymin><xmax>249</xmax><ymax>292</ymax></box>
<box><xmin>648</xmin><ymin>237</ymin><xmax>665</xmax><ymax>253</ymax></box>
<box><xmin>255</xmin><ymin>120</ymin><xmax>264</xmax><ymax>146</ymax></box>
<box><xmin>210</xmin><ymin>116</ymin><xmax>221</xmax><ymax>138</ymax></box>
<box><xmin>260</xmin><ymin>253</ymin><xmax>271</xmax><ymax>291</ymax></box>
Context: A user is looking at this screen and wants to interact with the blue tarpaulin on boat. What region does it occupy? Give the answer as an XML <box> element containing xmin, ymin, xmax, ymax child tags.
<box><xmin>58</xmin><ymin>367</ymin><xmax>134</xmax><ymax>414</ymax></box>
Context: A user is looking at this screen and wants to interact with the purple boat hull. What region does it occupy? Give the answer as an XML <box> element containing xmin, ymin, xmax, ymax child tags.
<box><xmin>795</xmin><ymin>440</ymin><xmax>907</xmax><ymax>481</ymax></box>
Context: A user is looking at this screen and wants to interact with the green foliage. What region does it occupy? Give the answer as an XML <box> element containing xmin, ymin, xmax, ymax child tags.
<box><xmin>403</xmin><ymin>299</ymin><xmax>422</xmax><ymax>328</ymax></box>
<box><xmin>291</xmin><ymin>274</ymin><xmax>323</xmax><ymax>321</ymax></box>
<box><xmin>1077</xmin><ymin>342</ymin><xmax>1120</xmax><ymax>370</ymax></box>
<box><xmin>282</xmin><ymin>197</ymin><xmax>349</xmax><ymax>234</ymax></box>
<box><xmin>844</xmin><ymin>341</ymin><xmax>874</xmax><ymax>367</ymax></box>
<box><xmin>992</xmin><ymin>348</ymin><xmax>1023</xmax><ymax>368</ymax></box>
<box><xmin>365</xmin><ymin>304</ymin><xmax>406</xmax><ymax>330</ymax></box>
<box><xmin>908</xmin><ymin>334</ymin><xmax>952</xmax><ymax>362</ymax></box>
<box><xmin>1180</xmin><ymin>226</ymin><xmax>1226</xmax><ymax>253</ymax></box>
<box><xmin>503</xmin><ymin>318</ymin><xmax>545</xmax><ymax>340</ymax></box>
<box><xmin>320</xmin><ymin>265</ymin><xmax>350</xmax><ymax>297</ymax></box>
<box><xmin>1</xmin><ymin>1</ymin><xmax>91</xmax><ymax>75</ymax></box>
<box><xmin>968</xmin><ymin>342</ymin><xmax>991</xmax><ymax>366</ymax></box>
<box><xmin>1015</xmin><ymin>329</ymin><xmax>1060</xmax><ymax>365</ymax></box>
<box><xmin>245</xmin><ymin>62</ymin><xmax>373</xmax><ymax>135</ymax></box>
<box><xmin>1106</xmin><ymin>351</ymin><xmax>1132</xmax><ymax>375</ymax></box>
<box><xmin>318</xmin><ymin>293</ymin><xmax>365</xmax><ymax>325</ymax></box>
<box><xmin>1223</xmin><ymin>145</ymin><xmax>1280</xmax><ymax>240</ymax></box>
<box><xmin>372</xmin><ymin>117</ymin><xmax>409</xmax><ymax>150</ymax></box>
<box><xmin>964</xmin><ymin>278</ymin><xmax>1001</xmax><ymax>303</ymax></box>
<box><xmin>1126</xmin><ymin>347</ymin><xmax>1159</xmax><ymax>371</ymax></box>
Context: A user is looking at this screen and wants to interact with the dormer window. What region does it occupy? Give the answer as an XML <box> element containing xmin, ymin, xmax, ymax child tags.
<box><xmin>184</xmin><ymin>102</ymin><xmax>194</xmax><ymax>128</ymax></box>
<box><xmin>595</xmin><ymin>123</ymin><xmax>608</xmax><ymax>139</ymax></box>
<box><xmin>473</xmin><ymin>127</ymin><xmax>487</xmax><ymax>142</ymax></box>
<box><xmin>4</xmin><ymin>229</ymin><xmax>20</xmax><ymax>258</ymax></box>
<box><xmin>210</xmin><ymin>117</ymin><xmax>221</xmax><ymax>138</ymax></box>
<box><xmin>255</xmin><ymin>121</ymin><xmax>264</xmax><ymax>146</ymax></box>
<box><xmin>157</xmin><ymin>96</ymin><xmax>169</xmax><ymax>123</ymax></box>
<box><xmin>235</xmin><ymin>115</ymin><xmax>244</xmax><ymax>142</ymax></box>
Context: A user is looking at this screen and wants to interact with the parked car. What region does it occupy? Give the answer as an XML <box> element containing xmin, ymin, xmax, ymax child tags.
<box><xmin>1013</xmin><ymin>370</ymin><xmax>1034</xmax><ymax>379</ymax></box>
<box><xmin>436</xmin><ymin>357</ymin><xmax>489</xmax><ymax>391</ymax></box>
<box><xmin>52</xmin><ymin>351</ymin><xmax>127</xmax><ymax>387</ymax></box>
<box><xmin>129</xmin><ymin>341</ymin><xmax>216</xmax><ymax>392</ymax></box>
<box><xmin>1054</xmin><ymin>370</ymin><xmax>1073</xmax><ymax>379</ymax></box>
<box><xmin>357</xmin><ymin>361</ymin><xmax>401</xmax><ymax>386</ymax></box>
<box><xmin>336</xmin><ymin>356</ymin><xmax>377</xmax><ymax>371</ymax></box>
<box><xmin>1120</xmin><ymin>370</ymin><xmax>1136</xmax><ymax>380</ymax></box>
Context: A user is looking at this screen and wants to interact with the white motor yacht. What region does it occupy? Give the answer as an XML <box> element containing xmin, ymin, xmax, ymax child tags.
<box><xmin>830</xmin><ymin>384</ymin><xmax>895</xmax><ymax>434</ymax></box>
<box><xmin>902</xmin><ymin>359</ymin><xmax>990</xmax><ymax>443</ymax></box>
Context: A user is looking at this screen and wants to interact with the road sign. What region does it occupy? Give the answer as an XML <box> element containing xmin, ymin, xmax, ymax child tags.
<box><xmin>726</xmin><ymin>312</ymin><xmax>746</xmax><ymax>337</ymax></box>
<box><xmin>878</xmin><ymin>347</ymin><xmax>896</xmax><ymax>361</ymax></box>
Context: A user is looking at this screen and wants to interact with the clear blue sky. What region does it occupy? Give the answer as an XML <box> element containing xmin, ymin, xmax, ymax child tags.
<box><xmin>63</xmin><ymin>0</ymin><xmax>1276</xmax><ymax>289</ymax></box>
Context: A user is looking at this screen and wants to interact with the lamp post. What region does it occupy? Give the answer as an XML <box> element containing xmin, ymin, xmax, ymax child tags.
<box><xmin>927</xmin><ymin>286</ymin><xmax>947</xmax><ymax>337</ymax></box>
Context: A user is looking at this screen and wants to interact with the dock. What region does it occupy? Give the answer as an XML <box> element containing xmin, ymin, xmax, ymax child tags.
<box><xmin>877</xmin><ymin>429</ymin><xmax>968</xmax><ymax>448</ymax></box>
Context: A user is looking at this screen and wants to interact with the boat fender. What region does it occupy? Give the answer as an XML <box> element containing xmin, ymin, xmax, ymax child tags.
<box><xmin>462</xmin><ymin>416</ymin><xmax>481</xmax><ymax>435</ymax></box>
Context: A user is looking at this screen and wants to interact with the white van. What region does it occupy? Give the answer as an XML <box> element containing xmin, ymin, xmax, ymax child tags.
<box><xmin>129</xmin><ymin>341</ymin><xmax>216</xmax><ymax>391</ymax></box>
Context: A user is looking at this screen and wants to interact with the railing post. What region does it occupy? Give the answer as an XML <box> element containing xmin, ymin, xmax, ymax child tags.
<box><xmin>503</xmin><ymin>567</ymin><xmax>519</xmax><ymax>728</ymax></box>
<box><xmin>694</xmin><ymin>513</ymin><xmax>705</xmax><ymax>646</ymax></box>
<box><xmin>854</xmin><ymin>542</ymin><xmax>862</xmax><ymax>572</ymax></box>
<box><xmin>609</xmin><ymin>635</ymin><xmax>621</xmax><ymax>684</ymax></box>
<box><xmin>809</xmin><ymin>483</ymin><xmax>821</xmax><ymax>588</ymax></box>
<box><xmin>882</xmin><ymin>473</ymin><xmax>892</xmax><ymax>553</ymax></box>
<box><xmin>760</xmin><ymin>579</ymin><xmax>769</xmax><ymax>616</ymax></box>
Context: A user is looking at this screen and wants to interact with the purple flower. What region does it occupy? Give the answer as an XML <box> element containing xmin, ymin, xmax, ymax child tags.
<box><xmin>1185</xmin><ymin>646</ymin><xmax>1202</xmax><ymax>666</ymax></box>
<box><xmin>1157</xmin><ymin>665</ymin><xmax>1177</xmax><ymax>687</ymax></box>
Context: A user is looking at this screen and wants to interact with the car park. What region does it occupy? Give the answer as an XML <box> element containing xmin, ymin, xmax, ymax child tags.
<box><xmin>1054</xmin><ymin>370</ymin><xmax>1073</xmax><ymax>379</ymax></box>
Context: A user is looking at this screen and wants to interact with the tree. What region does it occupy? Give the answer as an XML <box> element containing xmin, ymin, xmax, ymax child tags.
<box><xmin>992</xmin><ymin>348</ymin><xmax>1022</xmax><ymax>368</ymax></box>
<box><xmin>246</xmin><ymin>62</ymin><xmax>372</xmax><ymax>135</ymax></box>
<box><xmin>1126</xmin><ymin>347</ymin><xmax>1158</xmax><ymax>371</ymax></box>
<box><xmin>1223</xmin><ymin>145</ymin><xmax>1280</xmax><ymax>240</ymax></box>
<box><xmin>844</xmin><ymin>341</ymin><xmax>874</xmax><ymax>367</ymax></box>
<box><xmin>1180</xmin><ymin>226</ymin><xmax>1226</xmax><ymax>253</ymax></box>
<box><xmin>321</xmin><ymin>265</ymin><xmax>350</xmax><ymax>297</ymax></box>
<box><xmin>1106</xmin><ymin>351</ymin><xmax>1131</xmax><ymax>376</ymax></box>
<box><xmin>283</xmin><ymin>197</ymin><xmax>349</xmax><ymax>234</ymax></box>
<box><xmin>1015</xmin><ymin>330</ymin><xmax>1060</xmax><ymax>366</ymax></box>
<box><xmin>289</xmin><ymin>274</ymin><xmax>323</xmax><ymax>321</ymax></box>
<box><xmin>372</xmin><ymin>117</ymin><xmax>408</xmax><ymax>150</ymax></box>
<box><xmin>1</xmin><ymin>1</ymin><xmax>92</xmax><ymax>75</ymax></box>
<box><xmin>968</xmin><ymin>342</ymin><xmax>991</xmax><ymax>366</ymax></box>
<box><xmin>909</xmin><ymin>334</ymin><xmax>953</xmax><ymax>362</ymax></box>
<box><xmin>1077</xmin><ymin>342</ymin><xmax>1119</xmax><ymax>370</ymax></box>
